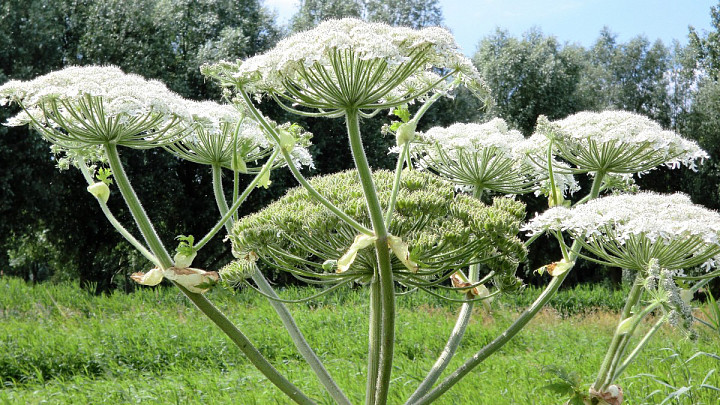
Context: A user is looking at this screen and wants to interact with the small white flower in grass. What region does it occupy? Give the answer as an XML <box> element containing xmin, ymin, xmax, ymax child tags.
<box><xmin>413</xmin><ymin>118</ymin><xmax>578</xmax><ymax>196</ymax></box>
<box><xmin>202</xmin><ymin>18</ymin><xmax>486</xmax><ymax>115</ymax></box>
<box><xmin>530</xmin><ymin>111</ymin><xmax>708</xmax><ymax>175</ymax></box>
<box><xmin>0</xmin><ymin>65</ymin><xmax>192</xmax><ymax>149</ymax></box>
<box><xmin>524</xmin><ymin>192</ymin><xmax>720</xmax><ymax>273</ymax></box>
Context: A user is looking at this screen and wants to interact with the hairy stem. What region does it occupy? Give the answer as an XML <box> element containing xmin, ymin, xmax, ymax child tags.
<box><xmin>410</xmin><ymin>172</ymin><xmax>607</xmax><ymax>405</ymax></box>
<box><xmin>104</xmin><ymin>143</ymin><xmax>173</xmax><ymax>268</ymax></box>
<box><xmin>593</xmin><ymin>273</ymin><xmax>646</xmax><ymax>391</ymax></box>
<box><xmin>106</xmin><ymin>144</ymin><xmax>314</xmax><ymax>404</ymax></box>
<box><xmin>346</xmin><ymin>109</ymin><xmax>395</xmax><ymax>405</ymax></box>
<box><xmin>366</xmin><ymin>278</ymin><xmax>382</xmax><ymax>405</ymax></box>
<box><xmin>211</xmin><ymin>164</ymin><xmax>351</xmax><ymax>405</ymax></box>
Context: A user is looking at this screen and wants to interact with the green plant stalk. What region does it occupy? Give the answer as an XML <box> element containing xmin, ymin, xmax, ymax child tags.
<box><xmin>592</xmin><ymin>273</ymin><xmax>646</xmax><ymax>391</ymax></box>
<box><xmin>211</xmin><ymin>164</ymin><xmax>351</xmax><ymax>405</ymax></box>
<box><xmin>405</xmin><ymin>186</ymin><xmax>488</xmax><ymax>402</ymax></box>
<box><xmin>611</xmin><ymin>315</ymin><xmax>666</xmax><ymax>381</ymax></box>
<box><xmin>78</xmin><ymin>163</ymin><xmax>160</xmax><ymax>268</ymax></box>
<box><xmin>345</xmin><ymin>108</ymin><xmax>396</xmax><ymax>405</ymax></box>
<box><xmin>175</xmin><ymin>283</ymin><xmax>317</xmax><ymax>405</ymax></box>
<box><xmin>194</xmin><ymin>149</ymin><xmax>280</xmax><ymax>251</ymax></box>
<box><xmin>239</xmin><ymin>91</ymin><xmax>372</xmax><ymax>236</ymax></box>
<box><xmin>104</xmin><ymin>143</ymin><xmax>174</xmax><ymax>268</ymax></box>
<box><xmin>410</xmin><ymin>172</ymin><xmax>607</xmax><ymax>405</ymax></box>
<box><xmin>366</xmin><ymin>279</ymin><xmax>382</xmax><ymax>405</ymax></box>
<box><xmin>604</xmin><ymin>300</ymin><xmax>662</xmax><ymax>387</ymax></box>
<box><xmin>404</xmin><ymin>300</ymin><xmax>473</xmax><ymax>404</ymax></box>
<box><xmin>384</xmin><ymin>142</ymin><xmax>409</xmax><ymax>224</ymax></box>
<box><xmin>105</xmin><ymin>144</ymin><xmax>315</xmax><ymax>405</ymax></box>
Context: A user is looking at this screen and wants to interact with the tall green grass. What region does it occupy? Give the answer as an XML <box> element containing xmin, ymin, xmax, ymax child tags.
<box><xmin>0</xmin><ymin>277</ymin><xmax>717</xmax><ymax>404</ymax></box>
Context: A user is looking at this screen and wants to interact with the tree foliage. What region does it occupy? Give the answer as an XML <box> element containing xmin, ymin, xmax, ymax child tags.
<box><xmin>0</xmin><ymin>0</ymin><xmax>282</xmax><ymax>290</ymax></box>
<box><xmin>290</xmin><ymin>0</ymin><xmax>442</xmax><ymax>32</ymax></box>
<box><xmin>473</xmin><ymin>28</ymin><xmax>586</xmax><ymax>135</ymax></box>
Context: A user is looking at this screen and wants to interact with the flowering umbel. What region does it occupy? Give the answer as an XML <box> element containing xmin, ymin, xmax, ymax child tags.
<box><xmin>527</xmin><ymin>111</ymin><xmax>708</xmax><ymax>175</ymax></box>
<box><xmin>0</xmin><ymin>65</ymin><xmax>193</xmax><ymax>150</ymax></box>
<box><xmin>524</xmin><ymin>192</ymin><xmax>720</xmax><ymax>273</ymax></box>
<box><xmin>201</xmin><ymin>18</ymin><xmax>487</xmax><ymax>116</ymax></box>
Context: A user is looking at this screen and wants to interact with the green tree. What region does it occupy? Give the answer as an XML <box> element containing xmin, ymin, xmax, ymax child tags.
<box><xmin>473</xmin><ymin>28</ymin><xmax>586</xmax><ymax>135</ymax></box>
<box><xmin>290</xmin><ymin>0</ymin><xmax>442</xmax><ymax>32</ymax></box>
<box><xmin>0</xmin><ymin>0</ymin><xmax>282</xmax><ymax>290</ymax></box>
<box><xmin>579</xmin><ymin>28</ymin><xmax>672</xmax><ymax>126</ymax></box>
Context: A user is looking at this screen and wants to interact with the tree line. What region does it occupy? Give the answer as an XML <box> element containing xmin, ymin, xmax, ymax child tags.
<box><xmin>2</xmin><ymin>0</ymin><xmax>720</xmax><ymax>292</ymax></box>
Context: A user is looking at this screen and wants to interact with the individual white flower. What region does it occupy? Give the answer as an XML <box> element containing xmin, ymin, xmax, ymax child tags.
<box><xmin>0</xmin><ymin>65</ymin><xmax>192</xmax><ymax>149</ymax></box>
<box><xmin>524</xmin><ymin>192</ymin><xmax>720</xmax><ymax>272</ymax></box>
<box><xmin>531</xmin><ymin>111</ymin><xmax>708</xmax><ymax>175</ymax></box>
<box><xmin>413</xmin><ymin>118</ymin><xmax>578</xmax><ymax>196</ymax></box>
<box><xmin>202</xmin><ymin>18</ymin><xmax>485</xmax><ymax>115</ymax></box>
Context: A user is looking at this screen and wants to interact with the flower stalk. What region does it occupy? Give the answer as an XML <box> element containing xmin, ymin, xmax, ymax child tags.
<box><xmin>211</xmin><ymin>163</ymin><xmax>351</xmax><ymax>405</ymax></box>
<box><xmin>104</xmin><ymin>143</ymin><xmax>315</xmax><ymax>405</ymax></box>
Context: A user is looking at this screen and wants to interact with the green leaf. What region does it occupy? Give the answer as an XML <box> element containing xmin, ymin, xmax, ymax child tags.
<box><xmin>175</xmin><ymin>235</ymin><xmax>195</xmax><ymax>256</ymax></box>
<box><xmin>95</xmin><ymin>167</ymin><xmax>113</xmax><ymax>185</ymax></box>
<box><xmin>392</xmin><ymin>105</ymin><xmax>410</xmax><ymax>123</ymax></box>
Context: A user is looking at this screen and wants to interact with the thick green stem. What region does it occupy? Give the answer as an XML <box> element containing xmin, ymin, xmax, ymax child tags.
<box><xmin>104</xmin><ymin>143</ymin><xmax>173</xmax><ymax>268</ymax></box>
<box><xmin>410</xmin><ymin>172</ymin><xmax>607</xmax><ymax>405</ymax></box>
<box><xmin>366</xmin><ymin>279</ymin><xmax>382</xmax><ymax>405</ymax></box>
<box><xmin>240</xmin><ymin>91</ymin><xmax>372</xmax><ymax>236</ymax></box>
<box><xmin>404</xmin><ymin>300</ymin><xmax>473</xmax><ymax>404</ymax></box>
<box><xmin>611</xmin><ymin>315</ymin><xmax>666</xmax><ymax>381</ymax></box>
<box><xmin>79</xmin><ymin>164</ymin><xmax>160</xmax><ymax>267</ymax></box>
<box><xmin>107</xmin><ymin>145</ymin><xmax>314</xmax><ymax>405</ymax></box>
<box><xmin>211</xmin><ymin>165</ymin><xmax>235</xmax><ymax>231</ymax></box>
<box><xmin>212</xmin><ymin>165</ymin><xmax>351</xmax><ymax>405</ymax></box>
<box><xmin>593</xmin><ymin>273</ymin><xmax>646</xmax><ymax>391</ymax></box>
<box><xmin>177</xmin><ymin>284</ymin><xmax>317</xmax><ymax>405</ymax></box>
<box><xmin>345</xmin><ymin>109</ymin><xmax>395</xmax><ymax>405</ymax></box>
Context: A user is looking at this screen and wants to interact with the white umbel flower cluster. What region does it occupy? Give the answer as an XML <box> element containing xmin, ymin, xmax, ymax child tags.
<box><xmin>1</xmin><ymin>65</ymin><xmax>191</xmax><ymax>126</ymax></box>
<box><xmin>525</xmin><ymin>192</ymin><xmax>720</xmax><ymax>244</ymax></box>
<box><xmin>529</xmin><ymin>111</ymin><xmax>708</xmax><ymax>174</ymax></box>
<box><xmin>524</xmin><ymin>192</ymin><xmax>720</xmax><ymax>271</ymax></box>
<box><xmin>0</xmin><ymin>65</ymin><xmax>196</xmax><ymax>149</ymax></box>
<box><xmin>202</xmin><ymin>18</ymin><xmax>483</xmax><ymax>112</ymax></box>
<box><xmin>414</xmin><ymin>118</ymin><xmax>578</xmax><ymax>196</ymax></box>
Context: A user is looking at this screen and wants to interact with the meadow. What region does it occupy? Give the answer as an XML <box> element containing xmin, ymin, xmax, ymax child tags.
<box><xmin>0</xmin><ymin>277</ymin><xmax>718</xmax><ymax>404</ymax></box>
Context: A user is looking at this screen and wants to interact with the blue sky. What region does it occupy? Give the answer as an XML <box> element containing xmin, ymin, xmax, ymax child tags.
<box><xmin>264</xmin><ymin>0</ymin><xmax>717</xmax><ymax>56</ymax></box>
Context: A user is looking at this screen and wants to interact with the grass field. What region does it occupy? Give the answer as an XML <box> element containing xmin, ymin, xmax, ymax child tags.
<box><xmin>0</xmin><ymin>277</ymin><xmax>718</xmax><ymax>404</ymax></box>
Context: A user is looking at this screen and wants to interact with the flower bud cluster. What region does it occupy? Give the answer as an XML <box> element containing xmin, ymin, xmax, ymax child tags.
<box><xmin>230</xmin><ymin>170</ymin><xmax>527</xmax><ymax>289</ymax></box>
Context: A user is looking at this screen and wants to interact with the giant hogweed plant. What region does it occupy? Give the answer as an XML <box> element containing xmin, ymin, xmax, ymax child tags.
<box><xmin>1</xmin><ymin>18</ymin><xmax>716</xmax><ymax>405</ymax></box>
